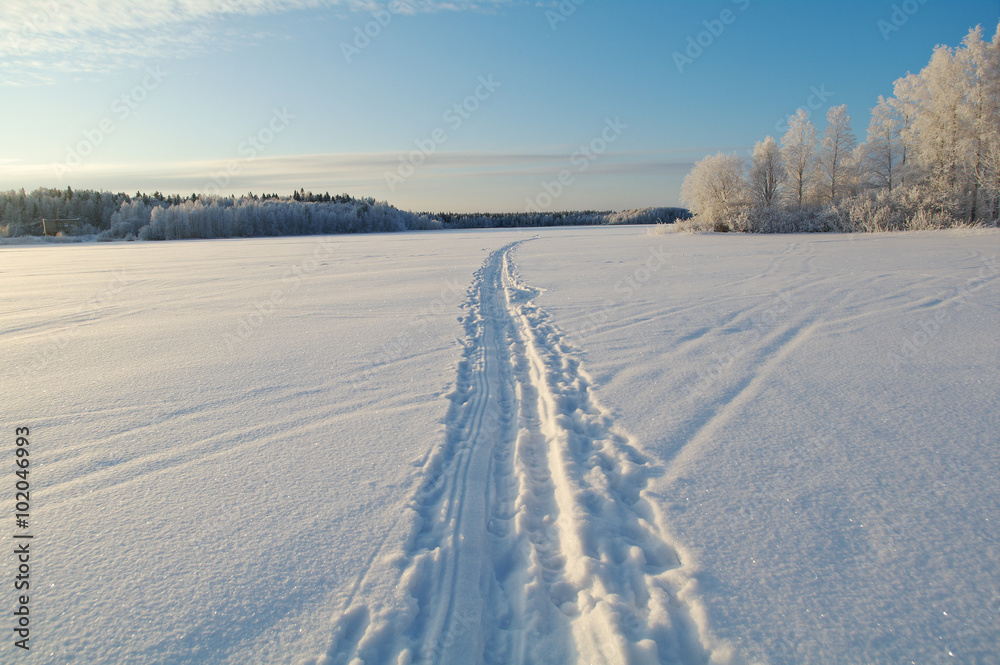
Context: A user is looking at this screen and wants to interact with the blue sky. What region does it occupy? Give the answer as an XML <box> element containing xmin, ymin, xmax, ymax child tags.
<box><xmin>0</xmin><ymin>0</ymin><xmax>997</xmax><ymax>212</ymax></box>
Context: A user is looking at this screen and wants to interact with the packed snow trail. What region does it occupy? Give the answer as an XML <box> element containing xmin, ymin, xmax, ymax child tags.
<box><xmin>312</xmin><ymin>241</ymin><xmax>717</xmax><ymax>665</ymax></box>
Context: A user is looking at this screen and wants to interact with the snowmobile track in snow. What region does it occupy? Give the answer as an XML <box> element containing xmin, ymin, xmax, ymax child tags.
<box><xmin>314</xmin><ymin>240</ymin><xmax>714</xmax><ymax>665</ymax></box>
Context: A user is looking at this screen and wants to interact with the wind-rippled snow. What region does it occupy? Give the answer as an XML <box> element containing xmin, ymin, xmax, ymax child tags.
<box><xmin>1</xmin><ymin>227</ymin><xmax>996</xmax><ymax>664</ymax></box>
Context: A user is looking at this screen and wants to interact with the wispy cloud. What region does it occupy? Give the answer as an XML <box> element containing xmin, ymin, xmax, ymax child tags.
<box><xmin>0</xmin><ymin>148</ymin><xmax>695</xmax><ymax>199</ymax></box>
<box><xmin>0</xmin><ymin>0</ymin><xmax>519</xmax><ymax>84</ymax></box>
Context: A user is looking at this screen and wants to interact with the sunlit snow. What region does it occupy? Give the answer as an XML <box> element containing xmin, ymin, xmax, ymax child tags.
<box><xmin>1</xmin><ymin>226</ymin><xmax>997</xmax><ymax>664</ymax></box>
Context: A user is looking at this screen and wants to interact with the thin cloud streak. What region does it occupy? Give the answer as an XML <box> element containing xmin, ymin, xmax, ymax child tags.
<box><xmin>0</xmin><ymin>148</ymin><xmax>695</xmax><ymax>204</ymax></box>
<box><xmin>0</xmin><ymin>0</ymin><xmax>520</xmax><ymax>83</ymax></box>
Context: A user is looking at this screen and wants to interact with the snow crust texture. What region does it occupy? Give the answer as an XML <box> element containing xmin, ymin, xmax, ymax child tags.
<box><xmin>311</xmin><ymin>241</ymin><xmax>720</xmax><ymax>665</ymax></box>
<box><xmin>4</xmin><ymin>228</ymin><xmax>996</xmax><ymax>664</ymax></box>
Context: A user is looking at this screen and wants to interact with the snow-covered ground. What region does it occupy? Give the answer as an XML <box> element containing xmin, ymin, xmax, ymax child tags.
<box><xmin>1</xmin><ymin>227</ymin><xmax>997</xmax><ymax>664</ymax></box>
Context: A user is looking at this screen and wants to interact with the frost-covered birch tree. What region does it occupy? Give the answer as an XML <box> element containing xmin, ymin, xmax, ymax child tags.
<box><xmin>675</xmin><ymin>21</ymin><xmax>1000</xmax><ymax>232</ymax></box>
<box><xmin>817</xmin><ymin>105</ymin><xmax>857</xmax><ymax>204</ymax></box>
<box><xmin>865</xmin><ymin>96</ymin><xmax>907</xmax><ymax>192</ymax></box>
<box><xmin>957</xmin><ymin>24</ymin><xmax>1000</xmax><ymax>221</ymax></box>
<box><xmin>749</xmin><ymin>136</ymin><xmax>785</xmax><ymax>207</ymax></box>
<box><xmin>897</xmin><ymin>44</ymin><xmax>968</xmax><ymax>214</ymax></box>
<box><xmin>780</xmin><ymin>109</ymin><xmax>818</xmax><ymax>206</ymax></box>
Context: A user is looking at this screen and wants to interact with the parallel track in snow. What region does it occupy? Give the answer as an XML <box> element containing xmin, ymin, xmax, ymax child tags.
<box><xmin>313</xmin><ymin>241</ymin><xmax>713</xmax><ymax>664</ymax></box>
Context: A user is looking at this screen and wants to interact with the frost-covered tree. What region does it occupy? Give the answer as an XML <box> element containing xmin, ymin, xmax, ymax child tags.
<box><xmin>890</xmin><ymin>74</ymin><xmax>921</xmax><ymax>185</ymax></box>
<box><xmin>897</xmin><ymin>43</ymin><xmax>968</xmax><ymax>214</ymax></box>
<box><xmin>865</xmin><ymin>96</ymin><xmax>907</xmax><ymax>192</ymax></box>
<box><xmin>0</xmin><ymin>187</ymin><xmax>132</xmax><ymax>237</ymax></box>
<box><xmin>957</xmin><ymin>23</ymin><xmax>1000</xmax><ymax>221</ymax></box>
<box><xmin>843</xmin><ymin>143</ymin><xmax>869</xmax><ymax>198</ymax></box>
<box><xmin>890</xmin><ymin>22</ymin><xmax>1000</xmax><ymax>221</ymax></box>
<box><xmin>680</xmin><ymin>152</ymin><xmax>749</xmax><ymax>225</ymax></box>
<box><xmin>909</xmin><ymin>23</ymin><xmax>999</xmax><ymax>219</ymax></box>
<box><xmin>749</xmin><ymin>136</ymin><xmax>786</xmax><ymax>207</ymax></box>
<box><xmin>780</xmin><ymin>109</ymin><xmax>818</xmax><ymax>206</ymax></box>
<box><xmin>673</xmin><ymin>22</ymin><xmax>999</xmax><ymax>232</ymax></box>
<box><xmin>817</xmin><ymin>105</ymin><xmax>857</xmax><ymax>204</ymax></box>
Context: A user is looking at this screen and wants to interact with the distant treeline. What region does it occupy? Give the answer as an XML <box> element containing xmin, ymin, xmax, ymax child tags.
<box><xmin>425</xmin><ymin>207</ymin><xmax>690</xmax><ymax>229</ymax></box>
<box><xmin>0</xmin><ymin>187</ymin><xmax>689</xmax><ymax>240</ymax></box>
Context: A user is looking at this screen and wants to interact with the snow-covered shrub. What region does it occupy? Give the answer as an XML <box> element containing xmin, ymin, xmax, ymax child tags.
<box><xmin>672</xmin><ymin>216</ymin><xmax>718</xmax><ymax>233</ymax></box>
<box><xmin>832</xmin><ymin>186</ymin><xmax>954</xmax><ymax>232</ymax></box>
<box><xmin>729</xmin><ymin>205</ymin><xmax>845</xmax><ymax>233</ymax></box>
<box><xmin>680</xmin><ymin>153</ymin><xmax>749</xmax><ymax>227</ymax></box>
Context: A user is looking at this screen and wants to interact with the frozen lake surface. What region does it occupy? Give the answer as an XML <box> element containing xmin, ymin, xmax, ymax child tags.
<box><xmin>2</xmin><ymin>226</ymin><xmax>997</xmax><ymax>664</ymax></box>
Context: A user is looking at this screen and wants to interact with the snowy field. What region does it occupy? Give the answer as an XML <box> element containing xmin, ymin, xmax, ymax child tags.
<box><xmin>1</xmin><ymin>226</ymin><xmax>998</xmax><ymax>664</ymax></box>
